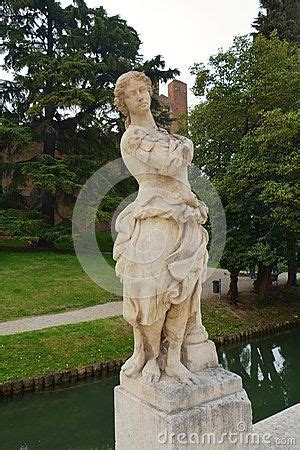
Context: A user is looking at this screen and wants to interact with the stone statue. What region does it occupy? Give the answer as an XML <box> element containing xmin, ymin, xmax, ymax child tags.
<box><xmin>113</xmin><ymin>71</ymin><xmax>217</xmax><ymax>385</ymax></box>
<box><xmin>113</xmin><ymin>72</ymin><xmax>253</xmax><ymax>449</ymax></box>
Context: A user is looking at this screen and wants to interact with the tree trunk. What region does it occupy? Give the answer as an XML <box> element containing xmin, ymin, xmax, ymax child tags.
<box><xmin>258</xmin><ymin>265</ymin><xmax>272</xmax><ymax>301</ymax></box>
<box><xmin>39</xmin><ymin>4</ymin><xmax>56</xmax><ymax>247</ymax></box>
<box><xmin>286</xmin><ymin>235</ymin><xmax>298</xmax><ymax>287</ymax></box>
<box><xmin>227</xmin><ymin>268</ymin><xmax>240</xmax><ymax>305</ymax></box>
<box><xmin>254</xmin><ymin>262</ymin><xmax>264</xmax><ymax>294</ymax></box>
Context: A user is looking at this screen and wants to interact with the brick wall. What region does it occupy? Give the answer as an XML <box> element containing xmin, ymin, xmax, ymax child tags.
<box><xmin>158</xmin><ymin>79</ymin><xmax>188</xmax><ymax>132</ymax></box>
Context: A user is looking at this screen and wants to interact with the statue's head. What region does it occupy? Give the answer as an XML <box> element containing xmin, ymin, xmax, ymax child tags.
<box><xmin>114</xmin><ymin>71</ymin><xmax>153</xmax><ymax>128</ymax></box>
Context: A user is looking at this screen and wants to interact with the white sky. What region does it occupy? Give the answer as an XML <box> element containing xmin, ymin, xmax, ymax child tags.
<box><xmin>78</xmin><ymin>0</ymin><xmax>260</xmax><ymax>105</ymax></box>
<box><xmin>2</xmin><ymin>0</ymin><xmax>260</xmax><ymax>106</ymax></box>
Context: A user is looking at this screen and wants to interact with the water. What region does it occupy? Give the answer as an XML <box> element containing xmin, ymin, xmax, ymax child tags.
<box><xmin>1</xmin><ymin>328</ymin><xmax>299</xmax><ymax>450</ymax></box>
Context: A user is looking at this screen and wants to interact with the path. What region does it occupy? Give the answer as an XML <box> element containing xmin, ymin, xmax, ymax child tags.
<box><xmin>0</xmin><ymin>269</ymin><xmax>288</xmax><ymax>336</ymax></box>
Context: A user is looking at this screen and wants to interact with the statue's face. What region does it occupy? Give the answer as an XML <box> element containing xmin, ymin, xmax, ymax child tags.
<box><xmin>123</xmin><ymin>78</ymin><xmax>151</xmax><ymax>116</ymax></box>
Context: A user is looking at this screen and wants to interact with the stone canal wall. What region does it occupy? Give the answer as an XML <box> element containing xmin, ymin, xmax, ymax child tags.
<box><xmin>1</xmin><ymin>317</ymin><xmax>299</xmax><ymax>397</ymax></box>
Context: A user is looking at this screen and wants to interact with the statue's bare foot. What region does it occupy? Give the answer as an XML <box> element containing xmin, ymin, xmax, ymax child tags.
<box><xmin>165</xmin><ymin>362</ymin><xmax>198</xmax><ymax>385</ymax></box>
<box><xmin>141</xmin><ymin>359</ymin><xmax>161</xmax><ymax>384</ymax></box>
<box><xmin>122</xmin><ymin>351</ymin><xmax>145</xmax><ymax>378</ymax></box>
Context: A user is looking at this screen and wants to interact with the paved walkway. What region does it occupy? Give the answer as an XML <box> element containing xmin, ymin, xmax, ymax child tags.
<box><xmin>0</xmin><ymin>269</ymin><xmax>288</xmax><ymax>336</ymax></box>
<box><xmin>0</xmin><ymin>302</ymin><xmax>123</xmax><ymax>336</ymax></box>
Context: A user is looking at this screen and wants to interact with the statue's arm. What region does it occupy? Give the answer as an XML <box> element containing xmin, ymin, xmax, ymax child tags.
<box><xmin>121</xmin><ymin>132</ymin><xmax>193</xmax><ymax>175</ymax></box>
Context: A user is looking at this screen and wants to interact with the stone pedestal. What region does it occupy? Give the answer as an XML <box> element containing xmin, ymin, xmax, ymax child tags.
<box><xmin>115</xmin><ymin>366</ymin><xmax>252</xmax><ymax>450</ymax></box>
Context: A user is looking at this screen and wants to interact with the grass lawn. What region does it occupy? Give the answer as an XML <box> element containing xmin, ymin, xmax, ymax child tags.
<box><xmin>0</xmin><ymin>251</ymin><xmax>118</xmax><ymax>322</ymax></box>
<box><xmin>201</xmin><ymin>296</ymin><xmax>299</xmax><ymax>337</ymax></box>
<box><xmin>0</xmin><ymin>296</ymin><xmax>298</xmax><ymax>383</ymax></box>
<box><xmin>0</xmin><ymin>316</ymin><xmax>132</xmax><ymax>383</ymax></box>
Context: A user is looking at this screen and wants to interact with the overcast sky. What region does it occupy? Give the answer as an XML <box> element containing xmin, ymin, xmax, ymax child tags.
<box><xmin>2</xmin><ymin>0</ymin><xmax>260</xmax><ymax>106</ymax></box>
<box><xmin>72</xmin><ymin>0</ymin><xmax>260</xmax><ymax>105</ymax></box>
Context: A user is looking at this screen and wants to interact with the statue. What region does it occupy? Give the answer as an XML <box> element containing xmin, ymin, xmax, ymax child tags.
<box><xmin>113</xmin><ymin>72</ymin><xmax>253</xmax><ymax>450</ymax></box>
<box><xmin>113</xmin><ymin>71</ymin><xmax>211</xmax><ymax>385</ymax></box>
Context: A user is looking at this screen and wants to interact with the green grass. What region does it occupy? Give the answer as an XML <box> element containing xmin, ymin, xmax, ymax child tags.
<box><xmin>0</xmin><ymin>297</ymin><xmax>298</xmax><ymax>383</ymax></box>
<box><xmin>201</xmin><ymin>297</ymin><xmax>299</xmax><ymax>337</ymax></box>
<box><xmin>0</xmin><ymin>251</ymin><xmax>118</xmax><ymax>322</ymax></box>
<box><xmin>0</xmin><ymin>316</ymin><xmax>132</xmax><ymax>383</ymax></box>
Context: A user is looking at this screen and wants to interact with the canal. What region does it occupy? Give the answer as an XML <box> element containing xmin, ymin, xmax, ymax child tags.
<box><xmin>1</xmin><ymin>327</ymin><xmax>299</xmax><ymax>450</ymax></box>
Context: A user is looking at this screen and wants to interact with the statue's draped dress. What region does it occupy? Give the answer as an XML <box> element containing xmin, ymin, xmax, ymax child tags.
<box><xmin>113</xmin><ymin>125</ymin><xmax>208</xmax><ymax>330</ymax></box>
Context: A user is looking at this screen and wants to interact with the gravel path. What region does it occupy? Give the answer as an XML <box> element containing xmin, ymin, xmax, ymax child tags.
<box><xmin>0</xmin><ymin>269</ymin><xmax>288</xmax><ymax>336</ymax></box>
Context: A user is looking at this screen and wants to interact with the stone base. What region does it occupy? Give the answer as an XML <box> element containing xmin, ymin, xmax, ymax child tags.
<box><xmin>182</xmin><ymin>339</ymin><xmax>219</xmax><ymax>372</ymax></box>
<box><xmin>253</xmin><ymin>404</ymin><xmax>300</xmax><ymax>449</ymax></box>
<box><xmin>115</xmin><ymin>367</ymin><xmax>252</xmax><ymax>450</ymax></box>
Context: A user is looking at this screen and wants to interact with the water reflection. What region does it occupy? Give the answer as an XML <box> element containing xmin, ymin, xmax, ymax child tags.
<box><xmin>218</xmin><ymin>328</ymin><xmax>299</xmax><ymax>422</ymax></box>
<box><xmin>0</xmin><ymin>328</ymin><xmax>299</xmax><ymax>449</ymax></box>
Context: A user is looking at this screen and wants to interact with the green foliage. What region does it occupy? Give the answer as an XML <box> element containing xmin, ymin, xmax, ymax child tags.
<box><xmin>190</xmin><ymin>33</ymin><xmax>298</xmax><ymax>177</ymax></box>
<box><xmin>1</xmin><ymin>0</ymin><xmax>178</xmax><ymax>234</ymax></box>
<box><xmin>21</xmin><ymin>155</ymin><xmax>81</xmax><ymax>196</ymax></box>
<box><xmin>0</xmin><ymin>208</ymin><xmax>72</xmax><ymax>245</ymax></box>
<box><xmin>0</xmin><ymin>119</ymin><xmax>34</xmax><ymax>155</ymax></box>
<box><xmin>189</xmin><ymin>33</ymin><xmax>298</xmax><ymax>274</ymax></box>
<box><xmin>240</xmin><ymin>109</ymin><xmax>300</xmax><ymax>232</ymax></box>
<box><xmin>252</xmin><ymin>0</ymin><xmax>299</xmax><ymax>43</ymax></box>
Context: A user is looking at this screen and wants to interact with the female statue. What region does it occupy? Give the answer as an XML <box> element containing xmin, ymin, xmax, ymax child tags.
<box><xmin>113</xmin><ymin>71</ymin><xmax>210</xmax><ymax>385</ymax></box>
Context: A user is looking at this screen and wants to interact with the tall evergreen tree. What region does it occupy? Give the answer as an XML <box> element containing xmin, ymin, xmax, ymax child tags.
<box><xmin>1</xmin><ymin>0</ymin><xmax>178</xmax><ymax>244</ymax></box>
<box><xmin>252</xmin><ymin>0</ymin><xmax>299</xmax><ymax>43</ymax></box>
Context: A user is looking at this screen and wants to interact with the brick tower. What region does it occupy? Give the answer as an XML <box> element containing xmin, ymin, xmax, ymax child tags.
<box><xmin>159</xmin><ymin>79</ymin><xmax>188</xmax><ymax>133</ymax></box>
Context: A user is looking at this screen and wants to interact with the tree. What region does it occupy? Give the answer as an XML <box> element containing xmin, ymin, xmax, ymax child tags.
<box><xmin>240</xmin><ymin>110</ymin><xmax>299</xmax><ymax>290</ymax></box>
<box><xmin>222</xmin><ymin>110</ymin><xmax>299</xmax><ymax>299</ymax></box>
<box><xmin>253</xmin><ymin>1</ymin><xmax>299</xmax><ymax>286</ymax></box>
<box><xmin>252</xmin><ymin>0</ymin><xmax>299</xmax><ymax>43</ymax></box>
<box><xmin>189</xmin><ymin>33</ymin><xmax>298</xmax><ymax>301</ymax></box>
<box><xmin>1</xmin><ymin>0</ymin><xmax>178</xmax><ymax>245</ymax></box>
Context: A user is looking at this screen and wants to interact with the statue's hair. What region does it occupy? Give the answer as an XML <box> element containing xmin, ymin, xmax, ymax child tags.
<box><xmin>114</xmin><ymin>71</ymin><xmax>153</xmax><ymax>129</ymax></box>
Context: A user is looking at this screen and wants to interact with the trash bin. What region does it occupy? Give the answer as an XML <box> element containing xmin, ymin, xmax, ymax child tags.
<box><xmin>212</xmin><ymin>280</ymin><xmax>220</xmax><ymax>293</ymax></box>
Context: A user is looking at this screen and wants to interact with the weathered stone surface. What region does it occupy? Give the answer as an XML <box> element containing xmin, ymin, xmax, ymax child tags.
<box><xmin>182</xmin><ymin>340</ymin><xmax>218</xmax><ymax>373</ymax></box>
<box><xmin>77</xmin><ymin>367</ymin><xmax>86</xmax><ymax>379</ymax></box>
<box><xmin>92</xmin><ymin>362</ymin><xmax>102</xmax><ymax>375</ymax></box>
<box><xmin>61</xmin><ymin>370</ymin><xmax>71</xmax><ymax>383</ymax></box>
<box><xmin>115</xmin><ymin>385</ymin><xmax>252</xmax><ymax>450</ymax></box>
<box><xmin>85</xmin><ymin>365</ymin><xmax>93</xmax><ymax>377</ymax></box>
<box><xmin>113</xmin><ymin>71</ymin><xmax>253</xmax><ymax>449</ymax></box>
<box><xmin>53</xmin><ymin>371</ymin><xmax>62</xmax><ymax>384</ymax></box>
<box><xmin>69</xmin><ymin>368</ymin><xmax>78</xmax><ymax>380</ymax></box>
<box><xmin>108</xmin><ymin>360</ymin><xmax>116</xmax><ymax>372</ymax></box>
<box><xmin>120</xmin><ymin>366</ymin><xmax>243</xmax><ymax>414</ymax></box>
<box><xmin>11</xmin><ymin>379</ymin><xmax>23</xmax><ymax>393</ymax></box>
<box><xmin>23</xmin><ymin>377</ymin><xmax>34</xmax><ymax>391</ymax></box>
<box><xmin>113</xmin><ymin>71</ymin><xmax>212</xmax><ymax>385</ymax></box>
<box><xmin>253</xmin><ymin>403</ymin><xmax>300</xmax><ymax>449</ymax></box>
<box><xmin>34</xmin><ymin>376</ymin><xmax>44</xmax><ymax>389</ymax></box>
<box><xmin>115</xmin><ymin>358</ymin><xmax>123</xmax><ymax>369</ymax></box>
<box><xmin>101</xmin><ymin>361</ymin><xmax>108</xmax><ymax>371</ymax></box>
<box><xmin>2</xmin><ymin>382</ymin><xmax>12</xmax><ymax>396</ymax></box>
<box><xmin>44</xmin><ymin>373</ymin><xmax>54</xmax><ymax>388</ymax></box>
